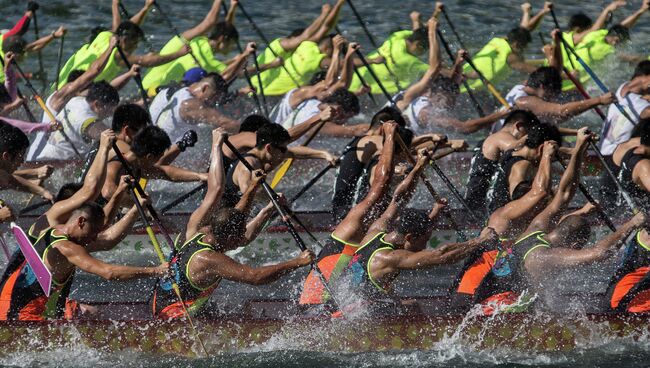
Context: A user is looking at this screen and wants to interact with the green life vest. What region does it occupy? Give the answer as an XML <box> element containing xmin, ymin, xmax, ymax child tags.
<box><xmin>263</xmin><ymin>40</ymin><xmax>326</xmax><ymax>96</ymax></box>
<box><xmin>56</xmin><ymin>31</ymin><xmax>121</xmax><ymax>89</ymax></box>
<box><xmin>349</xmin><ymin>30</ymin><xmax>428</xmax><ymax>94</ymax></box>
<box><xmin>251</xmin><ymin>38</ymin><xmax>293</xmax><ymax>94</ymax></box>
<box><xmin>461</xmin><ymin>37</ymin><xmax>512</xmax><ymax>92</ymax></box>
<box><xmin>142</xmin><ymin>36</ymin><xmax>227</xmax><ymax>95</ymax></box>
<box><xmin>563</xmin><ymin>30</ymin><xmax>615</xmax><ymax>90</ymax></box>
<box><xmin>0</xmin><ymin>36</ymin><xmax>5</xmax><ymax>83</ymax></box>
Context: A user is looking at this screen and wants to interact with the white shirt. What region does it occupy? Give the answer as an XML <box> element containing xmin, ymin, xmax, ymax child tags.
<box><xmin>27</xmin><ymin>95</ymin><xmax>59</xmax><ymax>161</ymax></box>
<box><xmin>270</xmin><ymin>88</ymin><xmax>298</xmax><ymax>124</ymax></box>
<box><xmin>491</xmin><ymin>84</ymin><xmax>530</xmax><ymax>133</ymax></box>
<box><xmin>600</xmin><ymin>83</ymin><xmax>650</xmax><ymax>156</ymax></box>
<box><xmin>281</xmin><ymin>98</ymin><xmax>321</xmax><ymax>129</ymax></box>
<box><xmin>152</xmin><ymin>87</ymin><xmax>194</xmax><ymax>143</ymax></box>
<box><xmin>28</xmin><ymin>96</ymin><xmax>98</xmax><ymax>161</ymax></box>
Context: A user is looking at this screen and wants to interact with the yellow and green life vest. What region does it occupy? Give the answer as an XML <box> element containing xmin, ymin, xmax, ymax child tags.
<box><xmin>262</xmin><ymin>40</ymin><xmax>326</xmax><ymax>96</ymax></box>
<box><xmin>461</xmin><ymin>37</ymin><xmax>513</xmax><ymax>93</ymax></box>
<box><xmin>56</xmin><ymin>31</ymin><xmax>122</xmax><ymax>89</ymax></box>
<box><xmin>250</xmin><ymin>38</ymin><xmax>294</xmax><ymax>94</ymax></box>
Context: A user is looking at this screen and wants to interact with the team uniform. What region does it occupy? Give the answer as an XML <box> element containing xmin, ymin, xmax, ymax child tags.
<box><xmin>56</xmin><ymin>31</ymin><xmax>122</xmax><ymax>89</ymax></box>
<box><xmin>150</xmin><ymin>87</ymin><xmax>195</xmax><ymax>143</ymax></box>
<box><xmin>461</xmin><ymin>37</ymin><xmax>512</xmax><ymax>93</ymax></box>
<box><xmin>487</xmin><ymin>149</ymin><xmax>530</xmax><ymax>213</ymax></box>
<box><xmin>464</xmin><ymin>144</ymin><xmax>499</xmax><ymax>214</ymax></box>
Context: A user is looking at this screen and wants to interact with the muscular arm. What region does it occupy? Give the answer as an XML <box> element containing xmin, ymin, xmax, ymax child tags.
<box><xmin>182</xmin><ymin>0</ymin><xmax>223</xmax><ymax>40</ymax></box>
<box><xmin>281</xmin><ymin>5</ymin><xmax>330</xmax><ymax>50</ymax></box>
<box><xmin>308</xmin><ymin>0</ymin><xmax>345</xmax><ymax>42</ymax></box>
<box><xmin>516</xmin><ymin>95</ymin><xmax>605</xmax><ymax>124</ymax></box>
<box><xmin>620</xmin><ymin>1</ymin><xmax>649</xmax><ymax>29</ymax></box>
<box><xmin>111</xmin><ymin>0</ymin><xmax>121</xmax><ymax>32</ymax></box>
<box><xmin>129</xmin><ymin>1</ymin><xmax>155</xmax><ymax>26</ymax></box>
<box><xmin>225</xmin><ymin>47</ymin><xmax>254</xmax><ymax>81</ymax></box>
<box><xmin>378</xmin><ymin>235</ymin><xmax>486</xmax><ymax>271</ymax></box>
<box><xmin>286</xmin><ymin>146</ymin><xmax>332</xmax><ymax>161</ymax></box>
<box><xmin>195</xmin><ymin>251</ymin><xmax>304</xmax><ymax>285</ymax></box>
<box><xmin>87</xmin><ymin>205</ymin><xmax>140</xmax><ymax>252</ymax></box>
<box><xmin>426</xmin><ymin>109</ymin><xmax>506</xmax><ymax>134</ymax></box>
<box><xmin>239</xmin><ymin>202</ymin><xmax>275</xmax><ymax>246</ymax></box>
<box><xmin>6</xmin><ymin>174</ymin><xmax>52</xmax><ymax>200</ymax></box>
<box><xmin>179</xmin><ymin>99</ymin><xmax>240</xmax><ymax>132</ymax></box>
<box><xmin>147</xmin><ymin>164</ymin><xmax>208</xmax><ymax>183</ymax></box>
<box><xmin>317</xmin><ymin>122</ymin><xmax>368</xmax><ymax>138</ymax></box>
<box><xmin>125</xmin><ymin>49</ymin><xmax>188</xmax><ymax>68</ymax></box>
<box><xmin>286</xmin><ymin>112</ymin><xmax>325</xmax><ymax>142</ymax></box>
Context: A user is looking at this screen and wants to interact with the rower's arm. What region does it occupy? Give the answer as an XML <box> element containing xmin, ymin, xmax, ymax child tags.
<box><xmin>59</xmin><ymin>241</ymin><xmax>165</xmax><ymax>280</ymax></box>
<box><xmin>316</xmin><ymin>122</ymin><xmax>368</xmax><ymax>138</ymax></box>
<box><xmin>109</xmin><ymin>65</ymin><xmax>140</xmax><ymax>91</ymax></box>
<box><xmin>241</xmin><ymin>201</ymin><xmax>275</xmax><ymax>246</ymax></box>
<box><xmin>521</xmin><ymin>2</ymin><xmax>551</xmax><ymax>31</ymax></box>
<box><xmin>540</xmin><ymin>214</ymin><xmax>643</xmax><ymax>268</ymax></box>
<box><xmin>507</xmin><ymin>159</ymin><xmax>533</xmax><ymax>195</ymax></box>
<box><xmin>549</xmin><ymin>29</ymin><xmax>564</xmax><ymax>72</ymax></box>
<box><xmin>221</xmin><ymin>132</ymin><xmax>255</xmax><ymax>159</ymax></box>
<box><xmin>182</xmin><ymin>0</ymin><xmax>223</xmax><ymax>40</ymax></box>
<box><xmin>100</xmin><ymin>175</ymin><xmax>130</xmax><ymax>227</ymax></box>
<box><xmin>234</xmin><ymin>171</ymin><xmax>263</xmax><ymax>214</ymax></box>
<box><xmin>25</xmin><ymin>27</ymin><xmax>65</xmax><ymax>53</ymax></box>
<box><xmin>515</xmin><ymin>95</ymin><xmax>608</xmax><ymax>124</ymax></box>
<box><xmin>186</xmin><ymin>131</ymin><xmax>225</xmax><ymax>238</ymax></box>
<box><xmin>87</xmin><ymin>204</ymin><xmax>140</xmax><ymax>252</ymax></box>
<box><xmin>382</xmin><ymin>234</ymin><xmax>487</xmax><ymax>270</ymax></box>
<box><xmin>7</xmin><ymin>174</ymin><xmax>53</xmax><ymax>201</ymax></box>
<box><xmin>620</xmin><ymin>0</ymin><xmax>649</xmax><ymax>29</ymax></box>
<box><xmin>179</xmin><ymin>99</ymin><xmax>240</xmax><ymax>133</ymax></box>
<box><xmin>323</xmin><ymin>36</ymin><xmax>343</xmax><ymax>88</ymax></box>
<box><xmin>578</xmin><ymin>1</ymin><xmax>627</xmax><ymax>41</ymax></box>
<box><xmin>309</xmin><ymin>0</ymin><xmax>345</xmax><ymax>42</ymax></box>
<box><xmin>129</xmin><ymin>0</ymin><xmax>155</xmax><ymax>26</ymax></box>
<box><xmin>507</xmin><ymin>54</ymin><xmax>539</xmax><ymax>74</ymax></box>
<box><xmin>111</xmin><ymin>0</ymin><xmax>121</xmax><ymax>32</ymax></box>
<box><xmin>125</xmin><ymin>48</ymin><xmax>188</xmax><ymax>68</ymax></box>
<box><xmin>225</xmin><ymin>0</ymin><xmax>238</xmax><ymax>25</ymax></box>
<box><xmin>281</xmin><ymin>4</ymin><xmax>331</xmax><ymax>50</ymax></box>
<box><xmin>148</xmin><ymin>164</ymin><xmax>208</xmax><ymax>183</ymax></box>
<box><xmin>224</xmin><ymin>43</ymin><xmax>255</xmax><ymax>81</ymax></box>
<box><xmin>286</xmin><ymin>111</ymin><xmax>326</xmax><ymax>142</ymax></box>
<box><xmin>198</xmin><ymin>251</ymin><xmax>306</xmax><ymax>285</ymax></box>
<box><xmin>430</xmin><ymin>109</ymin><xmax>507</xmax><ymax>134</ymax></box>
<box><xmin>286</xmin><ymin>146</ymin><xmax>334</xmax><ymax>163</ymax></box>
<box><xmin>634</xmin><ymin>161</ymin><xmax>650</xmax><ymax>192</ymax></box>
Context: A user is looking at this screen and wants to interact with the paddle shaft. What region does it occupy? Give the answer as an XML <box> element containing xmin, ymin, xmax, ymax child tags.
<box><xmin>559</xmin><ymin>37</ymin><xmax>636</xmax><ymax>126</ymax></box>
<box><xmin>8</xmin><ymin>58</ymin><xmax>83</xmax><ymax>159</ymax></box>
<box><xmin>236</xmin><ymin>0</ymin><xmax>301</xmax><ymax>88</ymax></box>
<box><xmin>462</xmin><ymin>54</ymin><xmax>510</xmax><ymax>108</ymax></box>
<box><xmin>223</xmin><ymin>138</ymin><xmax>341</xmax><ymax>310</ymax></box>
<box><xmin>152</xmin><ymin>1</ymin><xmax>202</xmax><ymax>67</ymax></box>
<box><xmin>231</xmin><ymin>37</ymin><xmax>265</xmax><ymax>115</ymax></box>
<box><xmin>32</xmin><ymin>11</ymin><xmax>47</xmax><ymax>93</ymax></box>
<box><xmin>161</xmin><ymin>182</ymin><xmax>206</xmax><ymax>214</ymax></box>
<box><xmin>556</xmin><ymin>154</ymin><xmax>616</xmax><ymax>231</ymax></box>
<box><xmin>440</xmin><ymin>8</ymin><xmax>469</xmax><ymax>51</ymax></box>
<box><xmin>115</xmin><ymin>44</ymin><xmax>150</xmax><ymax>111</ymax></box>
<box><xmin>271</xmin><ymin>120</ymin><xmax>328</xmax><ymax>188</ymax></box>
<box><xmin>588</xmin><ymin>141</ymin><xmax>639</xmax><ymax>214</ymax></box>
<box><xmin>252</xmin><ymin>48</ymin><xmax>269</xmax><ymax>117</ymax></box>
<box><xmin>549</xmin><ymin>8</ymin><xmax>577</xmax><ymax>70</ymax></box>
<box><xmin>355</xmin><ymin>49</ymin><xmax>395</xmax><ymax>105</ymax></box>
<box><xmin>334</xmin><ymin>25</ymin><xmax>378</xmax><ymax>106</ymax></box>
<box><xmin>55</xmin><ymin>35</ymin><xmax>65</xmax><ymax>91</ymax></box>
<box><xmin>436</xmin><ymin>30</ymin><xmax>485</xmax><ymax>117</ymax></box>
<box><xmin>126</xmin><ymin>183</ymin><xmax>208</xmax><ymax>356</ymax></box>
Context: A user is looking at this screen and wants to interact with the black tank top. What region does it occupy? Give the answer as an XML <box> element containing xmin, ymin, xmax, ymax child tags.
<box><xmin>605</xmin><ymin>231</ymin><xmax>650</xmax><ymax>311</ymax></box>
<box><xmin>332</xmin><ymin>142</ymin><xmax>366</xmax><ymax>221</ymax></box>
<box><xmin>152</xmin><ymin>233</ymin><xmax>221</xmax><ymax>316</ymax></box>
<box><xmin>222</xmin><ymin>153</ymin><xmax>254</xmax><ymax>208</ymax></box>
<box><xmin>464</xmin><ymin>143</ymin><xmax>499</xmax><ymax>213</ymax></box>
<box><xmin>342</xmin><ymin>232</ymin><xmax>397</xmax><ymax>301</ymax></box>
<box><xmin>617</xmin><ymin>149</ymin><xmax>650</xmax><ymax>212</ymax></box>
<box><xmin>488</xmin><ymin>149</ymin><xmax>528</xmax><ymax>213</ymax></box>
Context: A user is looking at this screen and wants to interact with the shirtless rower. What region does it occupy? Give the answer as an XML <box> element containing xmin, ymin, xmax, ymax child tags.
<box><xmin>152</xmin><ymin>129</ymin><xmax>313</xmax><ymax>318</ymax></box>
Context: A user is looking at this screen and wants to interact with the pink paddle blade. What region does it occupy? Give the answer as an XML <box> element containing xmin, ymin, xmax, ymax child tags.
<box><xmin>10</xmin><ymin>222</ymin><xmax>52</xmax><ymax>297</ymax></box>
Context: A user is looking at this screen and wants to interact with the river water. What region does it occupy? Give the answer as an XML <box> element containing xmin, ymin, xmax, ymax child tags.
<box><xmin>2</xmin><ymin>0</ymin><xmax>650</xmax><ymax>367</ymax></box>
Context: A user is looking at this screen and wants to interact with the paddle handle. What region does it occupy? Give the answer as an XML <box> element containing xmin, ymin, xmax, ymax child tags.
<box><xmin>355</xmin><ymin>49</ymin><xmax>394</xmax><ymax>105</ymax></box>
<box><xmin>115</xmin><ymin>44</ymin><xmax>150</xmax><ymax>111</ymax></box>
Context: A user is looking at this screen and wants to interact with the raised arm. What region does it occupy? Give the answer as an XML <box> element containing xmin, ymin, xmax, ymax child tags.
<box><xmin>620</xmin><ymin>0</ymin><xmax>650</xmax><ymax>29</ymax></box>
<box><xmin>309</xmin><ymin>0</ymin><xmax>345</xmax><ymax>42</ymax></box>
<box><xmin>182</xmin><ymin>0</ymin><xmax>223</xmax><ymax>41</ymax></box>
<box><xmin>25</xmin><ymin>26</ymin><xmax>65</xmax><ymax>53</ymax></box>
<box><xmin>225</xmin><ymin>0</ymin><xmax>238</xmax><ymax>25</ymax></box>
<box><xmin>112</xmin><ymin>0</ymin><xmax>121</xmax><ymax>32</ymax></box>
<box><xmin>185</xmin><ymin>129</ymin><xmax>226</xmax><ymax>238</ymax></box>
<box><xmin>575</xmin><ymin>0</ymin><xmax>627</xmax><ymax>43</ymax></box>
<box><xmin>87</xmin><ymin>200</ymin><xmax>144</xmax><ymax>253</ymax></box>
<box><xmin>281</xmin><ymin>4</ymin><xmax>331</xmax><ymax>51</ymax></box>
<box><xmin>240</xmin><ymin>200</ymin><xmax>275</xmax><ymax>246</ymax></box>
<box><xmin>125</xmin><ymin>47</ymin><xmax>189</xmax><ymax>68</ymax></box>
<box><xmin>129</xmin><ymin>0</ymin><xmax>155</xmax><ymax>26</ymax></box>
<box><xmin>323</xmin><ymin>35</ymin><xmax>345</xmax><ymax>88</ymax></box>
<box><xmin>234</xmin><ymin>170</ymin><xmax>263</xmax><ymax>214</ymax></box>
<box><xmin>548</xmin><ymin>29</ymin><xmax>563</xmax><ymax>72</ymax></box>
<box><xmin>520</xmin><ymin>2</ymin><xmax>552</xmax><ymax>31</ymax></box>
<box><xmin>224</xmin><ymin>42</ymin><xmax>255</xmax><ymax>81</ymax></box>
<box><xmin>179</xmin><ymin>99</ymin><xmax>240</xmax><ymax>132</ymax></box>
<box><xmin>109</xmin><ymin>64</ymin><xmax>141</xmax><ymax>91</ymax></box>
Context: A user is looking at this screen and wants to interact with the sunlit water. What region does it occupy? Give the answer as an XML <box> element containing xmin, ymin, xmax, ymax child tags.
<box><xmin>2</xmin><ymin>0</ymin><xmax>650</xmax><ymax>366</ymax></box>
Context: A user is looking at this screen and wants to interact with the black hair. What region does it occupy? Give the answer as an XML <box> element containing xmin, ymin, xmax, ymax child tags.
<box><xmin>87</xmin><ymin>81</ymin><xmax>120</xmax><ymax>107</ymax></box>
<box><xmin>289</xmin><ymin>28</ymin><xmax>305</xmax><ymax>38</ymax></box>
<box><xmin>202</xmin><ymin>72</ymin><xmax>229</xmax><ymax>94</ymax></box>
<box><xmin>116</xmin><ymin>21</ymin><xmax>144</xmax><ymax>41</ymax></box>
<box><xmin>0</xmin><ymin>120</ymin><xmax>30</xmax><ymax>156</ymax></box>
<box><xmin>309</xmin><ymin>71</ymin><xmax>327</xmax><ymax>86</ymax></box>
<box><xmin>527</xmin><ymin>67</ymin><xmax>562</xmax><ymax>95</ymax></box>
<box><xmin>568</xmin><ymin>13</ymin><xmax>593</xmax><ymax>31</ymax></box>
<box><xmin>371</xmin><ymin>106</ymin><xmax>406</xmax><ymax>128</ymax></box>
<box><xmin>55</xmin><ymin>183</ymin><xmax>83</xmax><ymax>203</ymax></box>
<box><xmin>633</xmin><ymin>60</ymin><xmax>650</xmax><ymax>78</ymax></box>
<box><xmin>0</xmin><ymin>85</ymin><xmax>11</xmax><ymax>106</ymax></box>
<box><xmin>240</xmin><ymin>114</ymin><xmax>271</xmax><ymax>133</ymax></box>
<box><xmin>71</xmin><ymin>201</ymin><xmax>106</xmax><ymax>229</ymax></box>
<box><xmin>553</xmin><ymin>214</ymin><xmax>591</xmax><ymax>247</ymax></box>
<box><xmin>211</xmin><ymin>207</ymin><xmax>247</xmax><ymax>241</ymax></box>
<box><xmin>503</xmin><ymin>109</ymin><xmax>541</xmax><ymax>129</ymax></box>
<box><xmin>631</xmin><ymin>118</ymin><xmax>650</xmax><ymax>146</ymax></box>
<box><xmin>87</xmin><ymin>26</ymin><xmax>108</xmax><ymax>44</ymax></box>
<box><xmin>67</xmin><ymin>70</ymin><xmax>86</xmax><ymax>84</ymax></box>
<box><xmin>255</xmin><ymin>123</ymin><xmax>290</xmax><ymax>149</ymax></box>
<box><xmin>507</xmin><ymin>27</ymin><xmax>532</xmax><ymax>48</ymax></box>
<box><xmin>208</xmin><ymin>21</ymin><xmax>239</xmax><ymax>42</ymax></box>
<box><xmin>397</xmin><ymin>126</ymin><xmax>414</xmax><ymax>149</ymax></box>
<box><xmin>608</xmin><ymin>24</ymin><xmax>630</xmax><ymax>43</ymax></box>
<box><xmin>322</xmin><ymin>88</ymin><xmax>360</xmax><ymax>116</ymax></box>
<box><xmin>397</xmin><ymin>208</ymin><xmax>433</xmax><ymax>238</ymax></box>
<box><xmin>112</xmin><ymin>103</ymin><xmax>150</xmax><ymax>133</ymax></box>
<box><xmin>429</xmin><ymin>75</ymin><xmax>460</xmax><ymax>96</ymax></box>
<box><xmin>407</xmin><ymin>28</ymin><xmax>429</xmax><ymax>48</ymax></box>
<box><xmin>524</xmin><ymin>123</ymin><xmax>561</xmax><ymax>148</ymax></box>
<box><xmin>131</xmin><ymin>126</ymin><xmax>172</xmax><ymax>158</ymax></box>
<box><xmin>2</xmin><ymin>35</ymin><xmax>27</xmax><ymax>54</ymax></box>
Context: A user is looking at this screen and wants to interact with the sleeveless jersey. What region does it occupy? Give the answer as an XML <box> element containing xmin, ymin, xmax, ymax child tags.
<box><xmin>464</xmin><ymin>143</ymin><xmax>499</xmax><ymax>213</ymax></box>
<box><xmin>343</xmin><ymin>232</ymin><xmax>396</xmax><ymax>300</ymax></box>
<box><xmin>57</xmin><ymin>31</ymin><xmax>122</xmax><ymax>89</ymax></box>
<box><xmin>617</xmin><ymin>149</ymin><xmax>650</xmax><ymax>212</ymax></box>
<box><xmin>606</xmin><ymin>231</ymin><xmax>650</xmax><ymax>312</ymax></box>
<box><xmin>264</xmin><ymin>41</ymin><xmax>326</xmax><ymax>96</ymax></box>
<box><xmin>487</xmin><ymin>149</ymin><xmax>528</xmax><ymax>213</ymax></box>
<box><xmin>461</xmin><ymin>37</ymin><xmax>513</xmax><ymax>92</ymax></box>
<box><xmin>153</xmin><ymin>87</ymin><xmax>195</xmax><ymax>143</ymax></box>
<box><xmin>251</xmin><ymin>38</ymin><xmax>294</xmax><ymax>94</ymax></box>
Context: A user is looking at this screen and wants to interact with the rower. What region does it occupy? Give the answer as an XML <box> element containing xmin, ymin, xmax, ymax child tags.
<box><xmin>0</xmin><ymin>201</ymin><xmax>168</xmax><ymax>321</ymax></box>
<box><xmin>488</xmin><ymin>123</ymin><xmax>561</xmax><ymax>213</ymax></box>
<box><xmin>462</xmin><ymin>2</ymin><xmax>551</xmax><ymax>92</ymax></box>
<box><xmin>450</xmin><ymin>139</ymin><xmax>559</xmax><ymax>311</ymax></box>
<box><xmin>0</xmin><ymin>121</ymin><xmax>53</xmax><ymax>202</ymax></box>
<box><xmin>57</xmin><ymin>1</ymin><xmax>190</xmax><ymax>89</ymax></box>
<box><xmin>299</xmin><ymin>122</ymin><xmax>398</xmax><ymax>307</ymax></box>
<box><xmin>152</xmin><ymin>129</ymin><xmax>313</xmax><ymax>319</ymax></box>
<box><xmin>29</xmin><ymin>81</ymin><xmax>120</xmax><ymax>161</ymax></box>
<box><xmin>222</xmin><ymin>123</ymin><xmax>335</xmax><ymax>208</ymax></box>
<box><xmin>395</xmin><ymin>15</ymin><xmax>508</xmax><ymax>135</ymax></box>
<box><xmin>464</xmin><ymin>110</ymin><xmax>540</xmax><ymax>215</ymax></box>
<box><xmin>100</xmin><ymin>126</ymin><xmax>208</xmax><ymax>202</ymax></box>
<box><xmin>338</xmin><ymin>148</ymin><xmax>498</xmax><ymax>315</ymax></box>
<box><xmin>149</xmin><ymin>72</ymin><xmax>240</xmax><ymax>141</ymax></box>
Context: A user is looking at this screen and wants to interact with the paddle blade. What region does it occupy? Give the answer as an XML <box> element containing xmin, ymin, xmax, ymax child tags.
<box><xmin>270</xmin><ymin>158</ymin><xmax>294</xmax><ymax>189</ymax></box>
<box><xmin>10</xmin><ymin>222</ymin><xmax>52</xmax><ymax>297</ymax></box>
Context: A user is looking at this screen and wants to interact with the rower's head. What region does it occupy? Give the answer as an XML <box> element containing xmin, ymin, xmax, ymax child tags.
<box><xmin>65</xmin><ymin>202</ymin><xmax>106</xmax><ymax>245</ymax></box>
<box><xmin>240</xmin><ymin>114</ymin><xmax>271</xmax><ymax>133</ymax></box>
<box><xmin>371</xmin><ymin>107</ymin><xmax>407</xmax><ymax>133</ymax></box>
<box><xmin>55</xmin><ymin>183</ymin><xmax>83</xmax><ymax>202</ymax></box>
<box><xmin>527</xmin><ymin>67</ymin><xmax>562</xmax><ymax>99</ymax></box>
<box><xmin>406</xmin><ymin>28</ymin><xmax>429</xmax><ymax>56</ymax></box>
<box><xmin>131</xmin><ymin>126</ymin><xmax>172</xmax><ymax>166</ymax></box>
<box><xmin>631</xmin><ymin>118</ymin><xmax>650</xmax><ymax>148</ymax></box>
<box><xmin>503</xmin><ymin>110</ymin><xmax>541</xmax><ymax>138</ymax></box>
<box><xmin>506</xmin><ymin>27</ymin><xmax>532</xmax><ymax>52</ymax></box>
<box><xmin>191</xmin><ymin>73</ymin><xmax>229</xmax><ymax>105</ymax></box>
<box><xmin>395</xmin><ymin>127</ymin><xmax>415</xmax><ymax>160</ymax></box>
<box><xmin>2</xmin><ymin>36</ymin><xmax>27</xmax><ymax>60</ymax></box>
<box><xmin>568</xmin><ymin>13</ymin><xmax>593</xmax><ymax>33</ymax></box>
<box><xmin>255</xmin><ymin>123</ymin><xmax>291</xmax><ymax>167</ymax></box>
<box><xmin>112</xmin><ymin>104</ymin><xmax>150</xmax><ymax>143</ymax></box>
<box><xmin>116</xmin><ymin>21</ymin><xmax>145</xmax><ymax>53</ymax></box>
<box><xmin>633</xmin><ymin>60</ymin><xmax>650</xmax><ymax>80</ymax></box>
<box><xmin>546</xmin><ymin>215</ymin><xmax>591</xmax><ymax>249</ymax></box>
<box><xmin>66</xmin><ymin>70</ymin><xmax>86</xmax><ymax>85</ymax></box>
<box><xmin>208</xmin><ymin>208</ymin><xmax>247</xmax><ymax>250</ymax></box>
<box><xmin>208</xmin><ymin>21</ymin><xmax>239</xmax><ymax>54</ymax></box>
<box><xmin>427</xmin><ymin>75</ymin><xmax>460</xmax><ymax>108</ymax></box>
<box><xmin>0</xmin><ymin>120</ymin><xmax>29</xmax><ymax>172</ymax></box>
<box><xmin>523</xmin><ymin>123</ymin><xmax>562</xmax><ymax>161</ymax></box>
<box><xmin>309</xmin><ymin>71</ymin><xmax>327</xmax><ymax>86</ymax></box>
<box><xmin>318</xmin><ymin>34</ymin><xmax>335</xmax><ymax>56</ymax></box>
<box><xmin>320</xmin><ymin>88</ymin><xmax>360</xmax><ymax>124</ymax></box>
<box><xmin>395</xmin><ymin>209</ymin><xmax>434</xmax><ymax>252</ymax></box>
<box><xmin>86</xmin><ymin>81</ymin><xmax>120</xmax><ymax>119</ymax></box>
<box><xmin>606</xmin><ymin>24</ymin><xmax>630</xmax><ymax>47</ymax></box>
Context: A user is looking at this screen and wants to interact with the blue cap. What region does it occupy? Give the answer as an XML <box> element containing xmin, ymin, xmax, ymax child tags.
<box><xmin>182</xmin><ymin>67</ymin><xmax>208</xmax><ymax>84</ymax></box>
